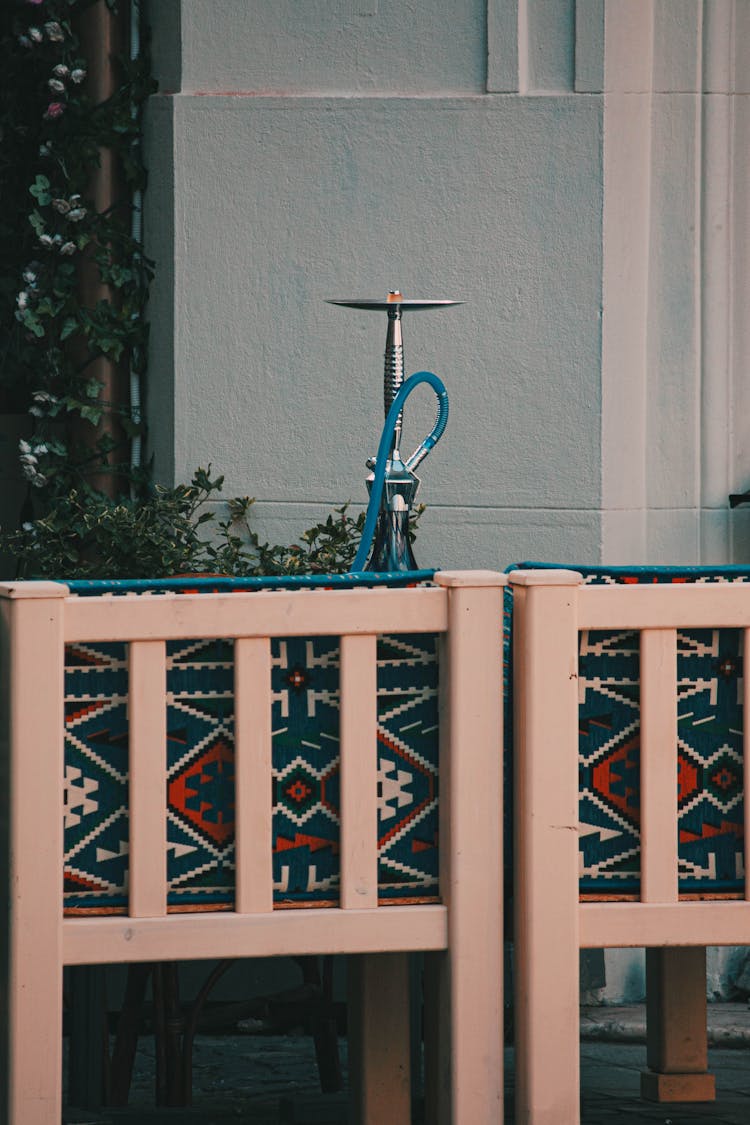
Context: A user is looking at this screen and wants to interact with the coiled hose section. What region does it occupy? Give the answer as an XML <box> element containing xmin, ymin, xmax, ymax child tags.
<box><xmin>350</xmin><ymin>370</ymin><xmax>449</xmax><ymax>572</ymax></box>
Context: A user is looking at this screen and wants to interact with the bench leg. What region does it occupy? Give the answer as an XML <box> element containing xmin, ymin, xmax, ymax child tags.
<box><xmin>348</xmin><ymin>952</ymin><xmax>410</xmax><ymax>1125</ymax></box>
<box><xmin>641</xmin><ymin>946</ymin><xmax>716</xmax><ymax>1102</ymax></box>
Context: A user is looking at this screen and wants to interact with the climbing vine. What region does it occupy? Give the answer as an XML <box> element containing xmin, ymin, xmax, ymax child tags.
<box><xmin>0</xmin><ymin>0</ymin><xmax>154</xmax><ymax>500</ymax></box>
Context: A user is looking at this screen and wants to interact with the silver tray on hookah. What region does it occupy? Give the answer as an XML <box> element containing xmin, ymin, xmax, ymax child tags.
<box><xmin>326</xmin><ymin>297</ymin><xmax>460</xmax><ymax>311</ymax></box>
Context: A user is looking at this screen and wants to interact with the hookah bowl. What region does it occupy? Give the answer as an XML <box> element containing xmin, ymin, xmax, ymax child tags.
<box><xmin>327</xmin><ymin>291</ymin><xmax>459</xmax><ymax>571</ymax></box>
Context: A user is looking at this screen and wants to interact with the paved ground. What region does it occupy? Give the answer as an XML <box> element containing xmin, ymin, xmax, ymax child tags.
<box><xmin>62</xmin><ymin>1004</ymin><xmax>750</xmax><ymax>1124</ymax></box>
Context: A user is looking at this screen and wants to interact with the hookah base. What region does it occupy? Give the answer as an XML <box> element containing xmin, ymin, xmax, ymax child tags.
<box><xmin>365</xmin><ymin>511</ymin><xmax>418</xmax><ymax>573</ymax></box>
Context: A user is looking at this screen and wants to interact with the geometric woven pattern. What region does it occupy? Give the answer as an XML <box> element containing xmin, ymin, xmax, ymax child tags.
<box><xmin>63</xmin><ymin>602</ymin><xmax>439</xmax><ymax>915</ymax></box>
<box><xmin>510</xmin><ymin>564</ymin><xmax>749</xmax><ymax>899</ymax></box>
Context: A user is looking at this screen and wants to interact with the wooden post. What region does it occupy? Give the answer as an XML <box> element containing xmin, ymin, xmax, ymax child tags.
<box><xmin>341</xmin><ymin>632</ymin><xmax>411</xmax><ymax>1124</ymax></box>
<box><xmin>510</xmin><ymin>569</ymin><xmax>582</xmax><ymax>1125</ymax></box>
<box><xmin>348</xmin><ymin>953</ymin><xmax>411</xmax><ymax>1125</ymax></box>
<box><xmin>70</xmin><ymin>0</ymin><xmax>130</xmax><ymax>494</ymax></box>
<box><xmin>641</xmin><ymin>948</ymin><xmax>716</xmax><ymax>1102</ymax></box>
<box><xmin>423</xmin><ymin>572</ymin><xmax>505</xmax><ymax>1125</ymax></box>
<box><xmin>0</xmin><ymin>582</ymin><xmax>68</xmax><ymax>1125</ymax></box>
<box><xmin>638</xmin><ymin>629</ymin><xmax>715</xmax><ymax>1102</ymax></box>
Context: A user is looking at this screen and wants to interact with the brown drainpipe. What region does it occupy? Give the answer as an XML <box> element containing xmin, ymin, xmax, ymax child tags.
<box><xmin>70</xmin><ymin>0</ymin><xmax>131</xmax><ymax>497</ymax></box>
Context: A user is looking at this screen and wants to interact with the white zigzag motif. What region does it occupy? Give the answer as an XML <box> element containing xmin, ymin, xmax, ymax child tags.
<box><xmin>377</xmin><ymin>759</ymin><xmax>413</xmax><ymax>821</ymax></box>
<box><xmin>63</xmin><ymin>765</ymin><xmax>99</xmax><ymax>828</ymax></box>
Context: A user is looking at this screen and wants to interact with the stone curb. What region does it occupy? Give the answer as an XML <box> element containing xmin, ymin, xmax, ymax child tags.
<box><xmin>580</xmin><ymin>1003</ymin><xmax>750</xmax><ymax>1049</ymax></box>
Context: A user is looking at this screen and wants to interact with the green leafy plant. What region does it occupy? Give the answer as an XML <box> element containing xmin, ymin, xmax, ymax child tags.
<box><xmin>0</xmin><ymin>468</ymin><xmax>379</xmax><ymax>579</ymax></box>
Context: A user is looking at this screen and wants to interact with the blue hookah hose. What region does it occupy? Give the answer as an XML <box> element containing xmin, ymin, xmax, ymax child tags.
<box><xmin>350</xmin><ymin>370</ymin><xmax>449</xmax><ymax>573</ymax></box>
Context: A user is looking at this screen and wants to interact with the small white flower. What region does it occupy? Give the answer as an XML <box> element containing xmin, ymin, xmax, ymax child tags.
<box><xmin>53</xmin><ymin>64</ymin><xmax>69</xmax><ymax>79</ymax></box>
<box><xmin>48</xmin><ymin>78</ymin><xmax>66</xmax><ymax>93</ymax></box>
<box><xmin>69</xmin><ymin>194</ymin><xmax>81</xmax><ymax>205</ymax></box>
<box><xmin>71</xmin><ymin>69</ymin><xmax>86</xmax><ymax>84</ymax></box>
<box><xmin>20</xmin><ymin>453</ymin><xmax>38</xmax><ymax>467</ymax></box>
<box><xmin>29</xmin><ymin>27</ymin><xmax>43</xmax><ymax>43</ymax></box>
<box><xmin>52</xmin><ymin>198</ymin><xmax>71</xmax><ymax>214</ymax></box>
<box><xmin>60</xmin><ymin>241</ymin><xmax>76</xmax><ymax>256</ymax></box>
<box><xmin>44</xmin><ymin>22</ymin><xmax>64</xmax><ymax>42</ymax></box>
<box><xmin>33</xmin><ymin>443</ymin><xmax>49</xmax><ymax>456</ymax></box>
<box><xmin>16</xmin><ymin>291</ymin><xmax>29</xmax><ymax>310</ymax></box>
<box><xmin>39</xmin><ymin>234</ymin><xmax>53</xmax><ymax>249</ymax></box>
<box><xmin>22</xmin><ymin>267</ymin><xmax>37</xmax><ymax>284</ymax></box>
<box><xmin>52</xmin><ymin>234</ymin><xmax>62</xmax><ymax>245</ymax></box>
<box><xmin>22</xmin><ymin>523</ymin><xmax>34</xmax><ymax>532</ymax></box>
<box><xmin>29</xmin><ymin>406</ymin><xmax>44</xmax><ymax>418</ymax></box>
<box><xmin>33</xmin><ymin>391</ymin><xmax>55</xmax><ymax>404</ymax></box>
<box><xmin>19</xmin><ymin>440</ymin><xmax>32</xmax><ymax>456</ymax></box>
<box><xmin>67</xmin><ymin>208</ymin><xmax>87</xmax><ymax>223</ymax></box>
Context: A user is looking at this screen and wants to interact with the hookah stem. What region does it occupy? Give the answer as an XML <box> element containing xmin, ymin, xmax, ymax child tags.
<box><xmin>384</xmin><ymin>305</ymin><xmax>404</xmax><ymax>456</ymax></box>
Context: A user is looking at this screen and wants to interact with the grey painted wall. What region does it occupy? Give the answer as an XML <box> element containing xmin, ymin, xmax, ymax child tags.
<box><xmin>144</xmin><ymin>0</ymin><xmax>603</xmax><ymax>571</ymax></box>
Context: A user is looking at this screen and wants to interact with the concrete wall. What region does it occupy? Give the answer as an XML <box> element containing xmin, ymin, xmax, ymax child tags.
<box><xmin>144</xmin><ymin>0</ymin><xmax>603</xmax><ymax>571</ymax></box>
<box><xmin>146</xmin><ymin>0</ymin><xmax>750</xmax><ymax>570</ymax></box>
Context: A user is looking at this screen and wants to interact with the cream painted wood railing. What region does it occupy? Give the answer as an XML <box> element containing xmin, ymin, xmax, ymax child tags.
<box><xmin>0</xmin><ymin>571</ymin><xmax>504</xmax><ymax>1125</ymax></box>
<box><xmin>510</xmin><ymin>569</ymin><xmax>750</xmax><ymax>1124</ymax></box>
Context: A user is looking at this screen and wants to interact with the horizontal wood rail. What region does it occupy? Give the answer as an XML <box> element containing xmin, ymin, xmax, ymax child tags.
<box><xmin>62</xmin><ymin>586</ymin><xmax>448</xmax><ymax>643</ymax></box>
<box><xmin>578</xmin><ymin>581</ymin><xmax>750</xmax><ymax>629</ymax></box>
<box><xmin>62</xmin><ymin>904</ymin><xmax>449</xmax><ymax>965</ymax></box>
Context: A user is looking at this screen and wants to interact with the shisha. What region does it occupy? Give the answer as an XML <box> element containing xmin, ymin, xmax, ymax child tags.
<box><xmin>327</xmin><ymin>291</ymin><xmax>459</xmax><ymax>572</ymax></box>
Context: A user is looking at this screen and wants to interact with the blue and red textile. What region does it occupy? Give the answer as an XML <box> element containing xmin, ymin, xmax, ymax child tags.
<box><xmin>63</xmin><ymin>573</ymin><xmax>440</xmax><ymax>914</ymax></box>
<box><xmin>509</xmin><ymin>564</ymin><xmax>750</xmax><ymax>897</ymax></box>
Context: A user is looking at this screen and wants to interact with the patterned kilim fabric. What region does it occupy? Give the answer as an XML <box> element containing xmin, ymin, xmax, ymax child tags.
<box><xmin>509</xmin><ymin>564</ymin><xmax>749</xmax><ymax>898</ymax></box>
<box><xmin>63</xmin><ymin>576</ymin><xmax>439</xmax><ymax>915</ymax></box>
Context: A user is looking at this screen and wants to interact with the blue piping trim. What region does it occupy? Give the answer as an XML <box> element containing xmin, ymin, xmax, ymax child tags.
<box><xmin>507</xmin><ymin>561</ymin><xmax>750</xmax><ymax>577</ymax></box>
<box><xmin>64</xmin><ymin>570</ymin><xmax>436</xmax><ymax>595</ymax></box>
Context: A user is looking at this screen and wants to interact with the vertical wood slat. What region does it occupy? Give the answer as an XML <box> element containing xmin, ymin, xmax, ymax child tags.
<box><xmin>340</xmin><ymin>634</ymin><xmax>378</xmax><ymax>911</ymax></box>
<box><xmin>640</xmin><ymin>629</ymin><xmax>679</xmax><ymax>904</ymax></box>
<box><xmin>128</xmin><ymin>640</ymin><xmax>167</xmax><ymax>918</ymax></box>
<box><xmin>234</xmin><ymin>638</ymin><xmax>273</xmax><ymax>914</ymax></box>
<box><xmin>0</xmin><ymin>586</ymin><xmax>67</xmax><ymax>1124</ymax></box>
<box><xmin>744</xmin><ymin>629</ymin><xmax>750</xmax><ymax>901</ymax></box>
